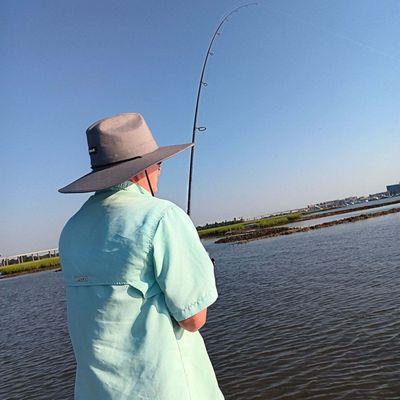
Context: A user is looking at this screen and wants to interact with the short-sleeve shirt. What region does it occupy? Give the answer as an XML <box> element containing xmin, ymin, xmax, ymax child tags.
<box><xmin>59</xmin><ymin>181</ymin><xmax>224</xmax><ymax>400</ymax></box>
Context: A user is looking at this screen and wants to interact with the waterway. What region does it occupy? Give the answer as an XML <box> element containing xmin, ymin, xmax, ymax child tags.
<box><xmin>1</xmin><ymin>213</ymin><xmax>399</xmax><ymax>399</ymax></box>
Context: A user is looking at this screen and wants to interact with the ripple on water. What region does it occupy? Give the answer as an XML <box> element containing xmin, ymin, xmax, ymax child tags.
<box><xmin>1</xmin><ymin>213</ymin><xmax>400</xmax><ymax>399</ymax></box>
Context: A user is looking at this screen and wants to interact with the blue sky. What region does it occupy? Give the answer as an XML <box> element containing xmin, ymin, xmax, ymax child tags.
<box><xmin>1</xmin><ymin>0</ymin><xmax>400</xmax><ymax>255</ymax></box>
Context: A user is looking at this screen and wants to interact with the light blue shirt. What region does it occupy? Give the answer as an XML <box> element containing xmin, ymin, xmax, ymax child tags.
<box><xmin>59</xmin><ymin>181</ymin><xmax>224</xmax><ymax>400</ymax></box>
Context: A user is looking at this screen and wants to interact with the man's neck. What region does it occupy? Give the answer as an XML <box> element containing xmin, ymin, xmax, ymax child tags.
<box><xmin>129</xmin><ymin>178</ymin><xmax>154</xmax><ymax>195</ymax></box>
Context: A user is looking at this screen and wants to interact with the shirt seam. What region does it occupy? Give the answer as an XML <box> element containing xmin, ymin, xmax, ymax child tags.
<box><xmin>146</xmin><ymin>204</ymin><xmax>177</xmax><ymax>254</ymax></box>
<box><xmin>175</xmin><ymin>335</ymin><xmax>193</xmax><ymax>400</ymax></box>
<box><xmin>66</xmin><ymin>281</ymin><xmax>137</xmax><ymax>286</ymax></box>
<box><xmin>181</xmin><ymin>291</ymin><xmax>215</xmax><ymax>312</ymax></box>
<box><xmin>172</xmin><ymin>290</ymin><xmax>218</xmax><ymax>321</ymax></box>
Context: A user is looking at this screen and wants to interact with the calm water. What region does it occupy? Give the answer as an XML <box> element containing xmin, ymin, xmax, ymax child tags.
<box><xmin>1</xmin><ymin>213</ymin><xmax>400</xmax><ymax>399</ymax></box>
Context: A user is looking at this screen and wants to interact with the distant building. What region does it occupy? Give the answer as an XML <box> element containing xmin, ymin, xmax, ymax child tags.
<box><xmin>368</xmin><ymin>191</ymin><xmax>389</xmax><ymax>201</ymax></box>
<box><xmin>386</xmin><ymin>184</ymin><xmax>400</xmax><ymax>195</ymax></box>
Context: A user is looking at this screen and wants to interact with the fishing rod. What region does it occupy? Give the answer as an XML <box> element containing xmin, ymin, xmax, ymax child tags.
<box><xmin>186</xmin><ymin>2</ymin><xmax>258</xmax><ymax>216</ymax></box>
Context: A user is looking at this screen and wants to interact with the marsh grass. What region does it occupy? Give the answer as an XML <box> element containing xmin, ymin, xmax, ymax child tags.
<box><xmin>197</xmin><ymin>223</ymin><xmax>246</xmax><ymax>238</ymax></box>
<box><xmin>256</xmin><ymin>213</ymin><xmax>301</xmax><ymax>228</ymax></box>
<box><xmin>0</xmin><ymin>257</ymin><xmax>60</xmax><ymax>276</ymax></box>
<box><xmin>198</xmin><ymin>213</ymin><xmax>301</xmax><ymax>238</ymax></box>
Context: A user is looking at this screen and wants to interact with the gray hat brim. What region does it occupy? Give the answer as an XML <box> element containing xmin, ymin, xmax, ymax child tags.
<box><xmin>58</xmin><ymin>143</ymin><xmax>193</xmax><ymax>193</ymax></box>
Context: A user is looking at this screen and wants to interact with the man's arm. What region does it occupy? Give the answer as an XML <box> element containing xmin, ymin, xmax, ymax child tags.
<box><xmin>178</xmin><ymin>308</ymin><xmax>208</xmax><ymax>332</ymax></box>
<box><xmin>153</xmin><ymin>206</ymin><xmax>218</xmax><ymax>330</ymax></box>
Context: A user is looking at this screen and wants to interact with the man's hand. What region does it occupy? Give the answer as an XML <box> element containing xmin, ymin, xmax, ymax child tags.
<box><xmin>178</xmin><ymin>308</ymin><xmax>208</xmax><ymax>332</ymax></box>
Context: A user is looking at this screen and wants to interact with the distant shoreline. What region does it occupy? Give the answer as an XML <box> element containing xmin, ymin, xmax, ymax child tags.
<box><xmin>299</xmin><ymin>198</ymin><xmax>400</xmax><ymax>221</ymax></box>
<box><xmin>198</xmin><ymin>198</ymin><xmax>400</xmax><ymax>240</ymax></box>
<box><xmin>3</xmin><ymin>199</ymin><xmax>400</xmax><ymax>278</ymax></box>
<box><xmin>216</xmin><ymin>207</ymin><xmax>400</xmax><ymax>244</ymax></box>
<box><xmin>0</xmin><ymin>257</ymin><xmax>60</xmax><ymax>280</ymax></box>
<box><xmin>0</xmin><ymin>266</ymin><xmax>61</xmax><ymax>280</ymax></box>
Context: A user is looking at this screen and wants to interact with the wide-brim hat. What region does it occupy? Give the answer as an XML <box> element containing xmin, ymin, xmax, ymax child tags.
<box><xmin>58</xmin><ymin>113</ymin><xmax>193</xmax><ymax>193</ymax></box>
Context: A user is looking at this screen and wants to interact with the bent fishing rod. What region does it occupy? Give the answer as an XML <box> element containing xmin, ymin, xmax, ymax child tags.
<box><xmin>186</xmin><ymin>2</ymin><xmax>258</xmax><ymax>216</ymax></box>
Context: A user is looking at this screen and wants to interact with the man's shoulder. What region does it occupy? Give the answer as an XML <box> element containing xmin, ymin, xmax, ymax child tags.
<box><xmin>112</xmin><ymin>191</ymin><xmax>184</xmax><ymax>221</ymax></box>
<box><xmin>146</xmin><ymin>196</ymin><xmax>184</xmax><ymax>218</ymax></box>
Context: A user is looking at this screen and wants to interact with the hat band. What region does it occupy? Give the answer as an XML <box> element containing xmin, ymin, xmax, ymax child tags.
<box><xmin>91</xmin><ymin>155</ymin><xmax>142</xmax><ymax>171</ymax></box>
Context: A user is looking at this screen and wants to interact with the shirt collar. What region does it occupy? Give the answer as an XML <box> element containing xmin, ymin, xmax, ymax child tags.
<box><xmin>95</xmin><ymin>181</ymin><xmax>152</xmax><ymax>196</ymax></box>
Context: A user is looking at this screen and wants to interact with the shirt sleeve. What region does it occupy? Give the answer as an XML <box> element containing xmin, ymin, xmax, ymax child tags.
<box><xmin>152</xmin><ymin>205</ymin><xmax>218</xmax><ymax>322</ymax></box>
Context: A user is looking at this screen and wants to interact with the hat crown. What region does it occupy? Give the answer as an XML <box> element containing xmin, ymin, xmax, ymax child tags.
<box><xmin>86</xmin><ymin>113</ymin><xmax>158</xmax><ymax>169</ymax></box>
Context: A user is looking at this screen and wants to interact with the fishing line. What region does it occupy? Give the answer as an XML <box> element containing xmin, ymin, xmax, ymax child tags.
<box><xmin>271</xmin><ymin>7</ymin><xmax>400</xmax><ymax>63</ymax></box>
